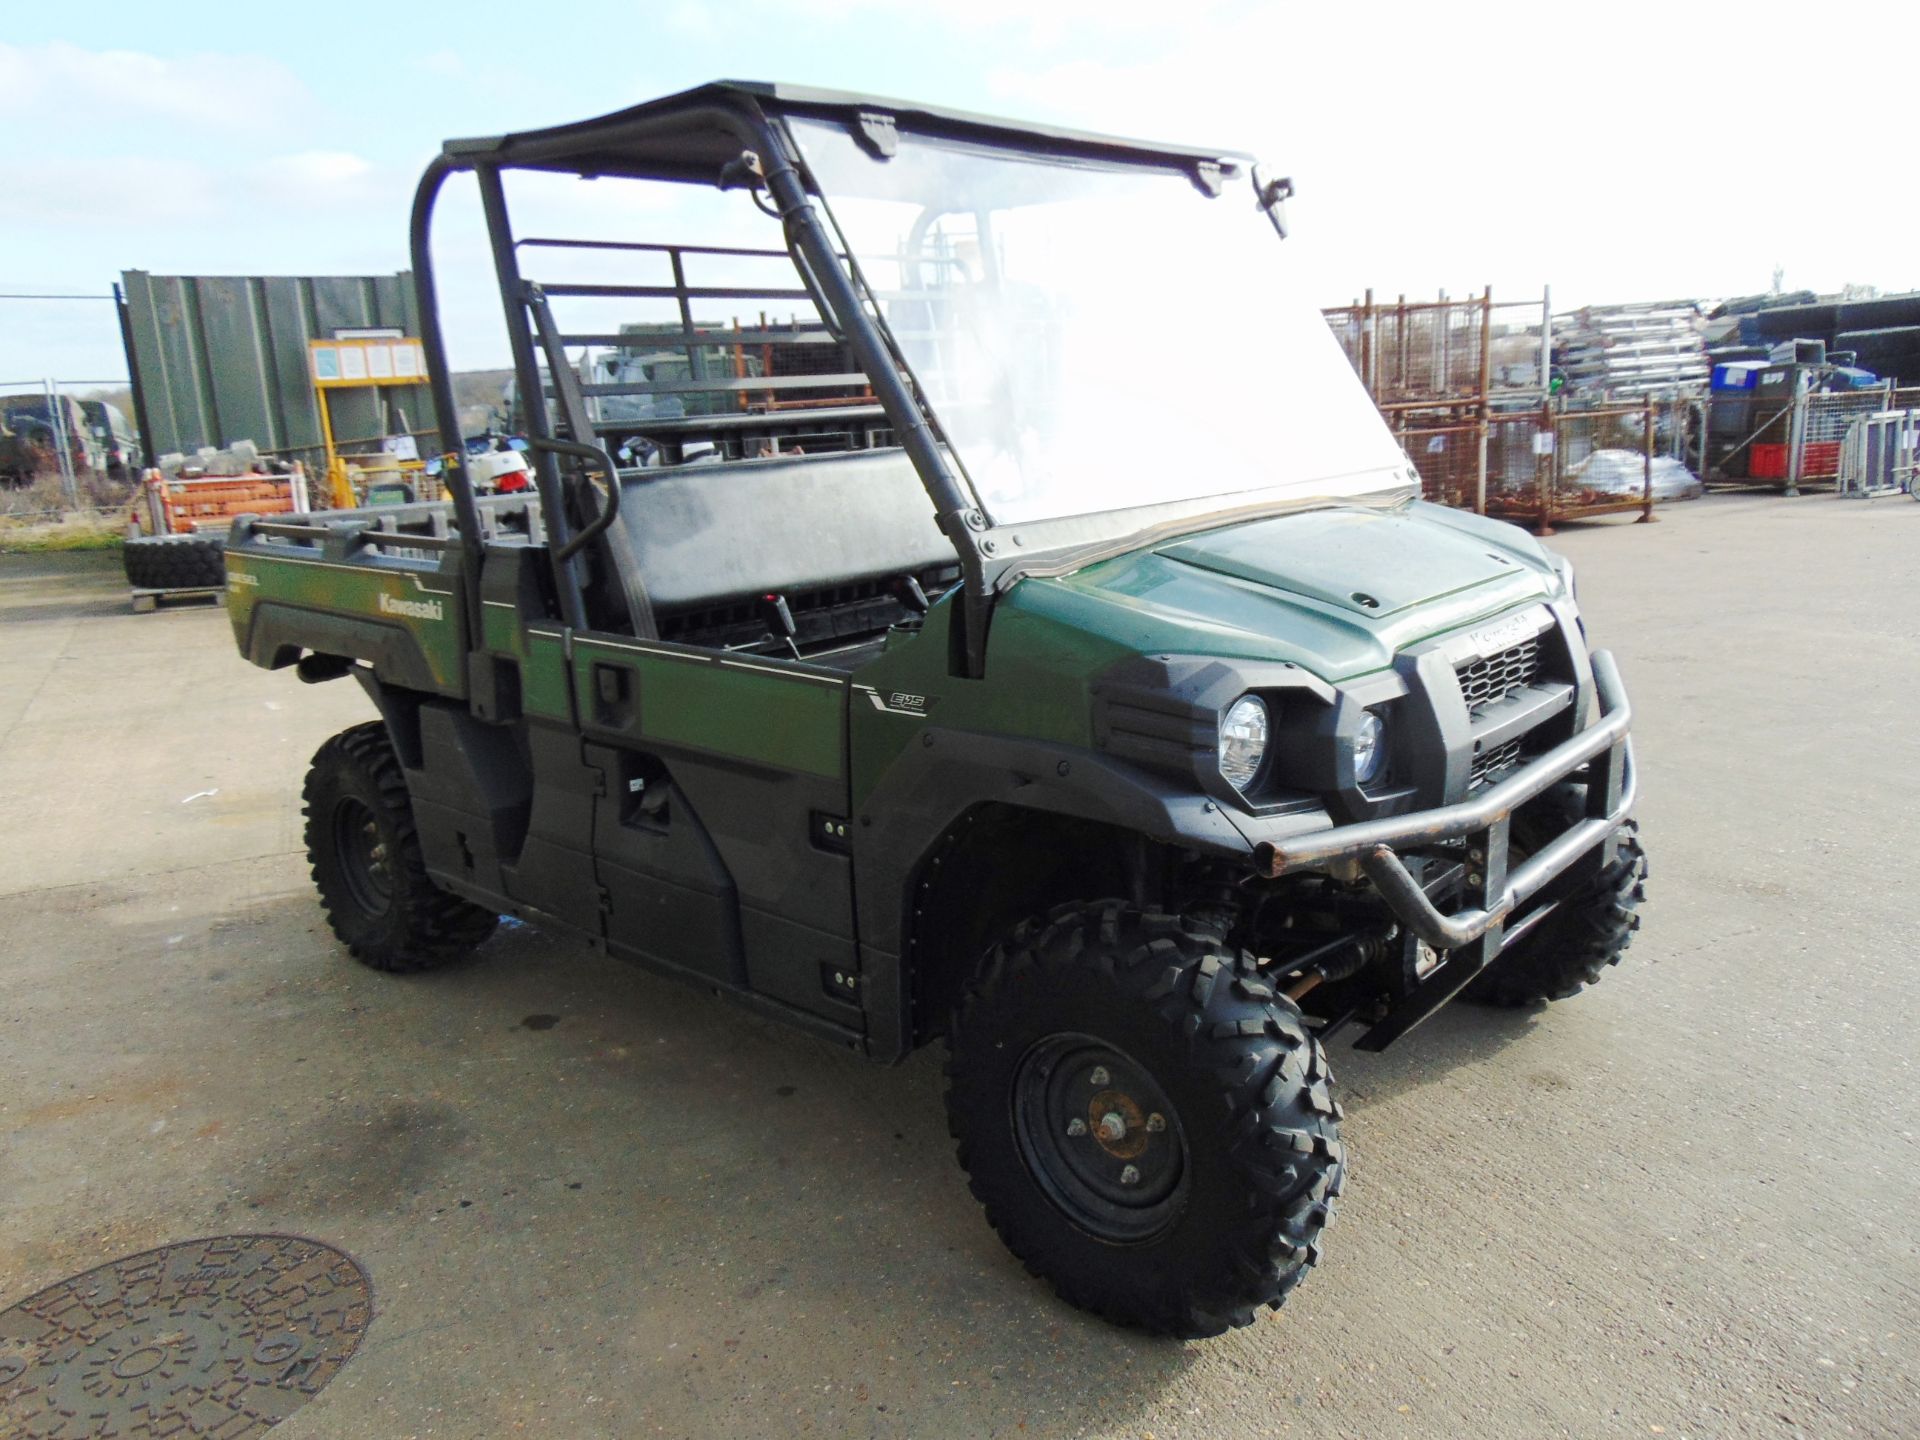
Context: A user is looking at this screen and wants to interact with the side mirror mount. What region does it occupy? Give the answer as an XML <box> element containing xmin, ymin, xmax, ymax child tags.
<box><xmin>717</xmin><ymin>149</ymin><xmax>766</xmax><ymax>192</ymax></box>
<box><xmin>1254</xmin><ymin>168</ymin><xmax>1294</xmax><ymax>240</ymax></box>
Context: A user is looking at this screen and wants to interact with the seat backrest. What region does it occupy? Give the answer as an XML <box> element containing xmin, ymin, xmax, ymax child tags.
<box><xmin>614</xmin><ymin>448</ymin><xmax>955</xmax><ymax>612</ymax></box>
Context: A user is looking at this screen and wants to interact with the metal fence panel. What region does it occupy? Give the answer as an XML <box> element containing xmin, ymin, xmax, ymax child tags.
<box><xmin>1795</xmin><ymin>389</ymin><xmax>1892</xmax><ymax>486</ymax></box>
<box><xmin>197</xmin><ymin>277</ymin><xmax>278</xmax><ymax>452</ymax></box>
<box><xmin>119</xmin><ymin>270</ymin><xmax>434</xmax><ymax>469</ymax></box>
<box><xmin>263</xmin><ymin>278</ymin><xmax>325</xmax><ymax>455</ymax></box>
<box><xmin>1837</xmin><ymin>410</ymin><xmax>1920</xmax><ymax>496</ymax></box>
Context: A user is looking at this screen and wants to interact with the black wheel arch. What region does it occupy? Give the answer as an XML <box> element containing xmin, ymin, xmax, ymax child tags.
<box><xmin>850</xmin><ymin>730</ymin><xmax>1261</xmax><ymax>1061</ymax></box>
<box><xmin>899</xmin><ymin>804</ymin><xmax>1152</xmax><ymax>1050</ymax></box>
<box><xmin>303</xmin><ymin>718</ymin><xmax>500</xmax><ymax>970</ymax></box>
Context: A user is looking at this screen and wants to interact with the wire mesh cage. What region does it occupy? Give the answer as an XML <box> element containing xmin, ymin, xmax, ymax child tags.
<box><xmin>1324</xmin><ymin>290</ymin><xmax>1548</xmax><ymax>410</ymax></box>
<box><xmin>1795</xmin><ymin>390</ymin><xmax>1895</xmax><ymax>486</ymax></box>
<box><xmin>1390</xmin><ymin>420</ymin><xmax>1482</xmax><ymax>509</ymax></box>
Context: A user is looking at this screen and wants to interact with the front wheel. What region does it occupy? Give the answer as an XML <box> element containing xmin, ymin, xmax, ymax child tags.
<box><xmin>303</xmin><ymin>722</ymin><xmax>498</xmax><ymax>972</ymax></box>
<box><xmin>945</xmin><ymin>901</ymin><xmax>1344</xmax><ymax>1338</ymax></box>
<box><xmin>1462</xmin><ymin>787</ymin><xmax>1647</xmax><ymax>1006</ymax></box>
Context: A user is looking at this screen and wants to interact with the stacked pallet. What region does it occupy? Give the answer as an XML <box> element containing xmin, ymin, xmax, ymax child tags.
<box><xmin>1554</xmin><ymin>301</ymin><xmax>1709</xmax><ymax>398</ymax></box>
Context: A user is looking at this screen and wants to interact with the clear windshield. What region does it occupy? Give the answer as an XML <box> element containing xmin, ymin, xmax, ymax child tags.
<box><xmin>790</xmin><ymin>119</ymin><xmax>1410</xmax><ymax>527</ymax></box>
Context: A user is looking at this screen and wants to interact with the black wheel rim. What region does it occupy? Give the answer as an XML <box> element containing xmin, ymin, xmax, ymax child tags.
<box><xmin>332</xmin><ymin>797</ymin><xmax>393</xmax><ymax>918</ymax></box>
<box><xmin>1011</xmin><ymin>1032</ymin><xmax>1188</xmax><ymax>1243</ymax></box>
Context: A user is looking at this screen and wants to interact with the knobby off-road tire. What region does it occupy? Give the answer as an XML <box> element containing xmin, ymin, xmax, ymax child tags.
<box><xmin>1462</xmin><ymin>787</ymin><xmax>1648</xmax><ymax>1006</ymax></box>
<box><xmin>945</xmin><ymin>901</ymin><xmax>1344</xmax><ymax>1338</ymax></box>
<box><xmin>123</xmin><ymin>533</ymin><xmax>225</xmax><ymax>590</ymax></box>
<box><xmin>303</xmin><ymin>721</ymin><xmax>498</xmax><ymax>972</ymax></box>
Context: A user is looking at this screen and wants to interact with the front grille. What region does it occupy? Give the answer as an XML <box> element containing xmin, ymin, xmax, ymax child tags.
<box><xmin>1456</xmin><ymin>637</ymin><xmax>1542</xmax><ymax>715</ymax></box>
<box><xmin>1469</xmin><ymin>736</ymin><xmax>1524</xmax><ymax>790</ymax></box>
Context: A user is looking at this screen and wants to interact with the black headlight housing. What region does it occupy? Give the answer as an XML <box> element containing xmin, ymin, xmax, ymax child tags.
<box><xmin>1091</xmin><ymin>654</ymin><xmax>1420</xmax><ymax>821</ymax></box>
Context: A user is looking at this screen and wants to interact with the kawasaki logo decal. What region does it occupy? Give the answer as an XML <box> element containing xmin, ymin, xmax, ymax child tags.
<box><xmin>379</xmin><ymin>592</ymin><xmax>444</xmax><ymax>621</ymax></box>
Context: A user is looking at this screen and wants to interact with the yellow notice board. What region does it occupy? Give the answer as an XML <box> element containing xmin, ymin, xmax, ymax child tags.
<box><xmin>310</xmin><ymin>338</ymin><xmax>427</xmax><ymax>388</ymax></box>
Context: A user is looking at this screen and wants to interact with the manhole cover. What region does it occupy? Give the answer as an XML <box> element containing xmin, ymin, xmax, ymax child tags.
<box><xmin>0</xmin><ymin>1234</ymin><xmax>371</xmax><ymax>1439</ymax></box>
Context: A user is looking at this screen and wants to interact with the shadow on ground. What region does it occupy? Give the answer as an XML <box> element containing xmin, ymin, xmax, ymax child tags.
<box><xmin>186</xmin><ymin>898</ymin><xmax>1553</xmax><ymax>1427</ymax></box>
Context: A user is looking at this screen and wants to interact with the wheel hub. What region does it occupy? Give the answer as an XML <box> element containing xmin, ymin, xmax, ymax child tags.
<box><xmin>332</xmin><ymin>798</ymin><xmax>394</xmax><ymax>918</ymax></box>
<box><xmin>1012</xmin><ymin>1034</ymin><xmax>1187</xmax><ymax>1242</ymax></box>
<box><xmin>1088</xmin><ymin>1090</ymin><xmax>1147</xmax><ymax>1158</ymax></box>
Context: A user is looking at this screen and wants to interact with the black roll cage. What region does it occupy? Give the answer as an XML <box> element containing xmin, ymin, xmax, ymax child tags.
<box><xmin>408</xmin><ymin>80</ymin><xmax>1371</xmax><ymax>678</ymax></box>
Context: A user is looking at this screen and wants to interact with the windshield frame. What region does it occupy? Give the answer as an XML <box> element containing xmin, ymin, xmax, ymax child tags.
<box><xmin>419</xmin><ymin>84</ymin><xmax>1417</xmax><ymax>671</ymax></box>
<box><xmin>771</xmin><ymin>106</ymin><xmax>1416</xmax><ymax>593</ymax></box>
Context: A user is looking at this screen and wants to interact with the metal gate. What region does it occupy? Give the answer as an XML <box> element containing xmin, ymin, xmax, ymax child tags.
<box><xmin>1837</xmin><ymin>410</ymin><xmax>1920</xmax><ymax>498</ymax></box>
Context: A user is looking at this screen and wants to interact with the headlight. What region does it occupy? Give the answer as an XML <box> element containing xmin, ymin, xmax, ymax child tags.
<box><xmin>1218</xmin><ymin>695</ymin><xmax>1269</xmax><ymax>793</ymax></box>
<box><xmin>1353</xmin><ymin>710</ymin><xmax>1387</xmax><ymax>785</ymax></box>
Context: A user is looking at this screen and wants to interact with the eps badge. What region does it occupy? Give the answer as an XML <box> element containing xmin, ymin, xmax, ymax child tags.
<box><xmin>864</xmin><ymin>688</ymin><xmax>934</xmax><ymax>716</ymax></box>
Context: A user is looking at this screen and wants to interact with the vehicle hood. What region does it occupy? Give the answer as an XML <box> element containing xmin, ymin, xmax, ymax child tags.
<box><xmin>1004</xmin><ymin>502</ymin><xmax>1561</xmax><ymax>682</ymax></box>
<box><xmin>1158</xmin><ymin>505</ymin><xmax>1535</xmax><ymax>618</ymax></box>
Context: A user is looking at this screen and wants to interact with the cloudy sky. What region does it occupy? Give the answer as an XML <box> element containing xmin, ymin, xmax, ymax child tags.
<box><xmin>4</xmin><ymin>0</ymin><xmax>1913</xmax><ymax>383</ymax></box>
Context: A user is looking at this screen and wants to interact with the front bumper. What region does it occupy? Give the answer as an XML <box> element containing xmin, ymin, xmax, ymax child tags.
<box><xmin>1253</xmin><ymin>649</ymin><xmax>1636</xmax><ymax>1049</ymax></box>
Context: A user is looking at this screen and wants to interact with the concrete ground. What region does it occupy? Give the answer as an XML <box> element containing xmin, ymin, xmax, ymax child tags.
<box><xmin>1</xmin><ymin>492</ymin><xmax>1916</xmax><ymax>1439</ymax></box>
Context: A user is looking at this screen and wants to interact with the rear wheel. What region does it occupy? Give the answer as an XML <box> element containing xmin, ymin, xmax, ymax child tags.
<box><xmin>303</xmin><ymin>722</ymin><xmax>498</xmax><ymax>972</ymax></box>
<box><xmin>1462</xmin><ymin>787</ymin><xmax>1647</xmax><ymax>1006</ymax></box>
<box><xmin>946</xmin><ymin>901</ymin><xmax>1344</xmax><ymax>1338</ymax></box>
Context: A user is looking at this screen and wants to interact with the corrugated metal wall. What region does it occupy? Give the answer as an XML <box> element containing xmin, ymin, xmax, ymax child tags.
<box><xmin>120</xmin><ymin>271</ymin><xmax>436</xmax><ymax>465</ymax></box>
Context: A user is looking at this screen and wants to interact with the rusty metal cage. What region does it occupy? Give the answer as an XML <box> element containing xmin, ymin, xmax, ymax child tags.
<box><xmin>1474</xmin><ymin>401</ymin><xmax>1680</xmax><ymax>533</ymax></box>
<box><xmin>1389</xmin><ymin>418</ymin><xmax>1482</xmax><ymax>509</ymax></box>
<box><xmin>1327</xmin><ymin>288</ymin><xmax>1719</xmax><ymax>531</ymax></box>
<box><xmin>1324</xmin><ymin>290</ymin><xmax>1552</xmax><ymax>410</ymax></box>
<box><xmin>1324</xmin><ymin>294</ymin><xmax>1483</xmax><ymax>405</ymax></box>
<box><xmin>1388</xmin><ymin>401</ymin><xmax>1691</xmax><ymax>529</ymax></box>
<box><xmin>1329</xmin><ymin>288</ymin><xmax>1556</xmax><ymax>519</ymax></box>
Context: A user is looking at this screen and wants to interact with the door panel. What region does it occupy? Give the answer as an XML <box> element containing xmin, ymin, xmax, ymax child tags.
<box><xmin>498</xmin><ymin>721</ymin><xmax>603</xmax><ymax>922</ymax></box>
<box><xmin>569</xmin><ymin>631</ymin><xmax>861</xmax><ymax>1024</ymax></box>
<box><xmin>585</xmin><ymin>745</ymin><xmax>747</xmax><ymax>988</ymax></box>
<box><xmin>573</xmin><ymin>634</ymin><xmax>844</xmax><ymax>777</ymax></box>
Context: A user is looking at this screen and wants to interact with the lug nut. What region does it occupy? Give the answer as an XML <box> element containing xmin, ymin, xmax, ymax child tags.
<box><xmin>1119</xmin><ymin>1165</ymin><xmax>1141</xmax><ymax>1186</ymax></box>
<box><xmin>1097</xmin><ymin>1111</ymin><xmax>1127</xmax><ymax>1142</ymax></box>
<box><xmin>1088</xmin><ymin>1066</ymin><xmax>1110</xmax><ymax>1086</ymax></box>
<box><xmin>1145</xmin><ymin>1113</ymin><xmax>1166</xmax><ymax>1133</ymax></box>
<box><xmin>1066</xmin><ymin>1118</ymin><xmax>1087</xmax><ymax>1137</ymax></box>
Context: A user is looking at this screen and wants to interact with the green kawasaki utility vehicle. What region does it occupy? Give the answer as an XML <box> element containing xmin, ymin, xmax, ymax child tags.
<box><xmin>227</xmin><ymin>83</ymin><xmax>1645</xmax><ymax>1337</ymax></box>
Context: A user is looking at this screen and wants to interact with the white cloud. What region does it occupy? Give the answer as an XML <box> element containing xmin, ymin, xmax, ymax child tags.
<box><xmin>251</xmin><ymin>150</ymin><xmax>382</xmax><ymax>204</ymax></box>
<box><xmin>0</xmin><ymin>155</ymin><xmax>218</xmax><ymax>226</ymax></box>
<box><xmin>0</xmin><ymin>40</ymin><xmax>310</xmax><ymax>130</ymax></box>
<box><xmin>3</xmin><ymin>148</ymin><xmax>397</xmax><ymax>231</ymax></box>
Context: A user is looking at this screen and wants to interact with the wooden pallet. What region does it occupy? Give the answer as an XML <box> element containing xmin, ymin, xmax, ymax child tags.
<box><xmin>130</xmin><ymin>586</ymin><xmax>225</xmax><ymax>614</ymax></box>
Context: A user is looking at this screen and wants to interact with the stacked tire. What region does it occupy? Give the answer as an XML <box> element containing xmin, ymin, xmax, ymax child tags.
<box><xmin>123</xmin><ymin>532</ymin><xmax>226</xmax><ymax>590</ymax></box>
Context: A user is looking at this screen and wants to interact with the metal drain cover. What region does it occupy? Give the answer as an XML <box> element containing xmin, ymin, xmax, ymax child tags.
<box><xmin>0</xmin><ymin>1234</ymin><xmax>371</xmax><ymax>1438</ymax></box>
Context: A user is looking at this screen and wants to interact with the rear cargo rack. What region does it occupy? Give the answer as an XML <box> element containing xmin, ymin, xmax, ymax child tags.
<box><xmin>237</xmin><ymin>492</ymin><xmax>543</xmax><ymax>563</ymax></box>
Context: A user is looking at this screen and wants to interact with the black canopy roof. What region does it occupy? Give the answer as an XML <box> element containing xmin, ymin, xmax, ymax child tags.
<box><xmin>441</xmin><ymin>80</ymin><xmax>1251</xmax><ymax>183</ymax></box>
